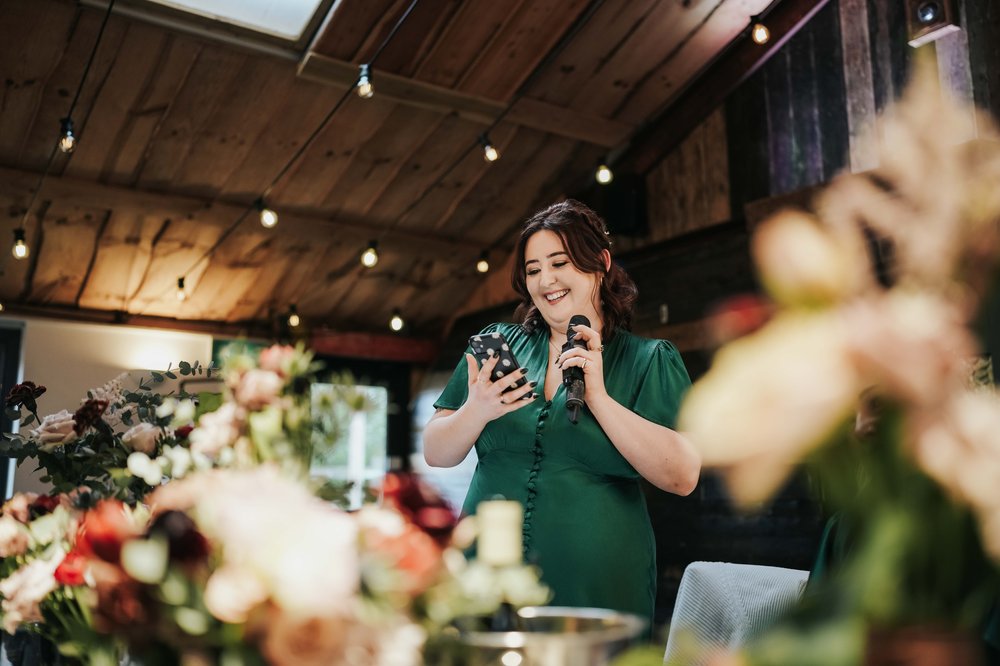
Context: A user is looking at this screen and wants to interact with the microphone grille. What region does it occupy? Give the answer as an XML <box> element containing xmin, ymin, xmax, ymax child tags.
<box><xmin>569</xmin><ymin>314</ymin><xmax>591</xmax><ymax>328</ymax></box>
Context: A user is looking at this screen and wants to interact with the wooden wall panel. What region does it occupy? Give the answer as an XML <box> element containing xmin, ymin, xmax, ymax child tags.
<box><xmin>645</xmin><ymin>109</ymin><xmax>730</xmax><ymax>242</ymax></box>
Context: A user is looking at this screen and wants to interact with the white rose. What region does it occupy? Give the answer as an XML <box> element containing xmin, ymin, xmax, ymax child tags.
<box><xmin>189</xmin><ymin>403</ymin><xmax>240</xmax><ymax>458</ymax></box>
<box><xmin>29</xmin><ymin>410</ymin><xmax>77</xmax><ymax>452</ymax></box>
<box><xmin>122</xmin><ymin>422</ymin><xmax>161</xmax><ymax>455</ymax></box>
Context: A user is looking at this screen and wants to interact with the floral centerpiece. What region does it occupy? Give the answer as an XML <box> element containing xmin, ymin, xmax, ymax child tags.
<box><xmin>0</xmin><ymin>344</ymin><xmax>549</xmax><ymax>665</ymax></box>
<box><xmin>674</xmin><ymin>62</ymin><xmax>1000</xmax><ymax>663</ymax></box>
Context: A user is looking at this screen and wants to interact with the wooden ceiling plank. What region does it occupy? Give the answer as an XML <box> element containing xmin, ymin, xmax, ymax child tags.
<box><xmin>395</xmin><ymin>122</ymin><xmax>520</xmax><ymax>233</ymax></box>
<box><xmin>363</xmin><ymin>113</ymin><xmax>485</xmax><ymax>224</ymax></box>
<box><xmin>411</xmin><ymin>0</ymin><xmax>529</xmax><ymax>88</ymax></box>
<box><xmin>526</xmin><ymin>0</ymin><xmax>660</xmax><ymax>108</ymax></box>
<box><xmin>105</xmin><ymin>33</ymin><xmax>202</xmax><ymax>186</ymax></box>
<box><xmin>125</xmin><ymin>218</ymin><xmax>223</xmax><ymax>317</ymax></box>
<box><xmin>297</xmin><ymin>52</ymin><xmax>622</xmax><ymax>147</ymax></box>
<box><xmin>620</xmin><ymin>0</ymin><xmax>833</xmax><ymax>174</ymax></box>
<box><xmin>134</xmin><ymin>45</ymin><xmax>247</xmax><ymax>190</ymax></box>
<box><xmin>0</xmin><ymin>0</ymin><xmax>76</xmax><ymax>165</ymax></box>
<box><xmin>613</xmin><ymin>0</ymin><xmax>773</xmax><ymax>125</ymax></box>
<box><xmin>171</xmin><ymin>57</ymin><xmax>296</xmax><ymax>196</ymax></box>
<box><xmin>566</xmin><ymin>0</ymin><xmax>718</xmax><ymax>119</ymax></box>
<box><xmin>309</xmin><ymin>0</ymin><xmax>402</xmax><ymax>62</ymax></box>
<box><xmin>456</xmin><ymin>0</ymin><xmax>591</xmax><ymax>101</ymax></box>
<box><xmin>26</xmin><ymin>201</ymin><xmax>105</xmax><ymax>305</ymax></box>
<box><xmin>77</xmin><ymin>209</ymin><xmax>164</xmax><ymax>312</ymax></box>
<box><xmin>355</xmin><ymin>0</ymin><xmax>463</xmax><ymax>78</ymax></box>
<box><xmin>18</xmin><ymin>9</ymin><xmax>128</xmax><ymax>171</ymax></box>
<box><xmin>218</xmin><ymin>80</ymin><xmax>343</xmax><ymax>200</ymax></box>
<box><xmin>319</xmin><ymin>106</ymin><xmax>447</xmax><ymax>215</ymax></box>
<box><xmin>178</xmin><ymin>231</ymin><xmax>272</xmax><ymax>321</ymax></box>
<box><xmin>267</xmin><ymin>94</ymin><xmax>397</xmax><ymax>208</ymax></box>
<box><xmin>261</xmin><ymin>240</ymin><xmax>351</xmax><ymax>322</ymax></box>
<box><xmin>62</xmin><ymin>21</ymin><xmax>168</xmax><ymax>182</ymax></box>
<box><xmin>0</xmin><ymin>165</ymin><xmax>480</xmax><ymax>261</ymax></box>
<box><xmin>331</xmin><ymin>253</ymin><xmax>413</xmax><ymax>329</ymax></box>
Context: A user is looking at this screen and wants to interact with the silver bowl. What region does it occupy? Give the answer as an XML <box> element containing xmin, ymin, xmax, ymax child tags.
<box><xmin>454</xmin><ymin>606</ymin><xmax>646</xmax><ymax>666</ymax></box>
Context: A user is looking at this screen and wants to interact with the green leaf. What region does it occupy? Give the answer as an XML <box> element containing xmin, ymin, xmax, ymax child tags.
<box><xmin>164</xmin><ymin>371</ymin><xmax>177</xmax><ymax>380</ymax></box>
<box><xmin>150</xmin><ymin>371</ymin><xmax>164</xmax><ymax>382</ymax></box>
<box><xmin>21</xmin><ymin>413</ymin><xmax>35</xmax><ymax>426</ymax></box>
<box><xmin>5</xmin><ymin>407</ymin><xmax>21</xmax><ymax>420</ymax></box>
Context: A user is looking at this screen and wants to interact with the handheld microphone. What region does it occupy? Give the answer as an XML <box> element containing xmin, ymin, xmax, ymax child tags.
<box><xmin>562</xmin><ymin>314</ymin><xmax>590</xmax><ymax>423</ymax></box>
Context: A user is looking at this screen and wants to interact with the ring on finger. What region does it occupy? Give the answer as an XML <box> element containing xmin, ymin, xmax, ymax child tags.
<box><xmin>584</xmin><ymin>360</ymin><xmax>589</xmax><ymax>369</ymax></box>
<box><xmin>597</xmin><ymin>344</ymin><xmax>604</xmax><ymax>352</ymax></box>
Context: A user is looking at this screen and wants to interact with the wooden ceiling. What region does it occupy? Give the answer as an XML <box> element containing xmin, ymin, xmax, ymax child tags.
<box><xmin>0</xmin><ymin>0</ymin><xmax>775</xmax><ymax>343</ymax></box>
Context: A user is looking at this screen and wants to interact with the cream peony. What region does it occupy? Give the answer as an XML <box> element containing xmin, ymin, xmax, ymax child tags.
<box><xmin>0</xmin><ymin>553</ymin><xmax>60</xmax><ymax>633</ymax></box>
<box><xmin>678</xmin><ymin>311</ymin><xmax>862</xmax><ymax>506</ymax></box>
<box><xmin>122</xmin><ymin>422</ymin><xmax>160</xmax><ymax>455</ymax></box>
<box><xmin>0</xmin><ymin>515</ymin><xmax>29</xmax><ymax>558</ymax></box>
<box><xmin>189</xmin><ymin>403</ymin><xmax>241</xmax><ymax>458</ymax></box>
<box><xmin>233</xmin><ymin>369</ymin><xmax>284</xmax><ymax>411</ymax></box>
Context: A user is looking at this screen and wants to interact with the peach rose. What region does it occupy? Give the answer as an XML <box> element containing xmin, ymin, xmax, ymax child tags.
<box><xmin>29</xmin><ymin>409</ymin><xmax>77</xmax><ymax>451</ymax></box>
<box><xmin>122</xmin><ymin>422</ymin><xmax>160</xmax><ymax>455</ymax></box>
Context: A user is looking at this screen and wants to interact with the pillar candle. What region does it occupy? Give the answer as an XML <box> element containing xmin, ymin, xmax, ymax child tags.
<box><xmin>477</xmin><ymin>500</ymin><xmax>522</xmax><ymax>567</ymax></box>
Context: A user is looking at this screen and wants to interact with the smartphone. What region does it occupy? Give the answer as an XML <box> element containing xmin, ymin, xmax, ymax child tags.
<box><xmin>468</xmin><ymin>332</ymin><xmax>528</xmax><ymax>393</ymax></box>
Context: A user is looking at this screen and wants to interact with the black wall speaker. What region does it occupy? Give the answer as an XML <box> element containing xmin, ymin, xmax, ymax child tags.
<box><xmin>905</xmin><ymin>0</ymin><xmax>960</xmax><ymax>48</ymax></box>
<box><xmin>572</xmin><ymin>174</ymin><xmax>648</xmax><ymax>237</ymax></box>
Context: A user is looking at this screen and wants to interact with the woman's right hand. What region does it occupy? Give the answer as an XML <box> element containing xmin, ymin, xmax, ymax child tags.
<box><xmin>463</xmin><ymin>352</ymin><xmax>537</xmax><ymax>423</ymax></box>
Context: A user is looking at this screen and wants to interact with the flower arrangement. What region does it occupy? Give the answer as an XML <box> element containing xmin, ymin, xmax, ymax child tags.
<box><xmin>674</xmin><ymin>61</ymin><xmax>1000</xmax><ymax>663</ymax></box>
<box><xmin>0</xmin><ymin>344</ymin><xmax>549</xmax><ymax>665</ymax></box>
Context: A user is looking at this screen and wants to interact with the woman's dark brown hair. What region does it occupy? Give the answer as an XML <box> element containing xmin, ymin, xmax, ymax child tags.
<box><xmin>511</xmin><ymin>199</ymin><xmax>638</xmax><ymax>340</ymax></box>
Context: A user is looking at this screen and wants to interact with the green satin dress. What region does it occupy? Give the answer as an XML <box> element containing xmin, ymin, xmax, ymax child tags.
<box><xmin>434</xmin><ymin>322</ymin><xmax>691</xmax><ymax>623</ymax></box>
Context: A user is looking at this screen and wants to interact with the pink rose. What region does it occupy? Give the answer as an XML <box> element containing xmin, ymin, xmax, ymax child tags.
<box><xmin>259</xmin><ymin>345</ymin><xmax>296</xmax><ymax>375</ymax></box>
<box><xmin>122</xmin><ymin>422</ymin><xmax>160</xmax><ymax>455</ymax></box>
<box><xmin>0</xmin><ymin>515</ymin><xmax>29</xmax><ymax>557</ymax></box>
<box><xmin>189</xmin><ymin>403</ymin><xmax>241</xmax><ymax>458</ymax></box>
<box><xmin>2</xmin><ymin>493</ymin><xmax>39</xmax><ymax>523</ymax></box>
<box><xmin>0</xmin><ymin>553</ymin><xmax>60</xmax><ymax>633</ymax></box>
<box><xmin>233</xmin><ymin>369</ymin><xmax>284</xmax><ymax>411</ymax></box>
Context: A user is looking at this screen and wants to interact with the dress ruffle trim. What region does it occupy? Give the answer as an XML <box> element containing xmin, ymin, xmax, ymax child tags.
<box><xmin>523</xmin><ymin>401</ymin><xmax>549</xmax><ymax>558</ymax></box>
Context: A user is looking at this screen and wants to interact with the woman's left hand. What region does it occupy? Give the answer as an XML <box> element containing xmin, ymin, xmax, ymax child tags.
<box><xmin>556</xmin><ymin>323</ymin><xmax>607</xmax><ymax>402</ymax></box>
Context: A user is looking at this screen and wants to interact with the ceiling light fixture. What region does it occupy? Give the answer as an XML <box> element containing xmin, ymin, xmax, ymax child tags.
<box><xmin>360</xmin><ymin>240</ymin><xmax>379</xmax><ymax>268</ymax></box>
<box><xmin>58</xmin><ymin>117</ymin><xmax>76</xmax><ymax>154</ymax></box>
<box><xmin>287</xmin><ymin>304</ymin><xmax>300</xmax><ymax>328</ymax></box>
<box><xmin>389</xmin><ymin>309</ymin><xmax>404</xmax><ymax>332</ymax></box>
<box><xmin>257</xmin><ymin>198</ymin><xmax>278</xmax><ymax>228</ymax></box>
<box><xmin>176</xmin><ymin>276</ymin><xmax>186</xmax><ymax>302</ymax></box>
<box><xmin>751</xmin><ymin>16</ymin><xmax>771</xmax><ymax>44</ymax></box>
<box><xmin>11</xmin><ymin>229</ymin><xmax>28</xmax><ymax>260</ymax></box>
<box><xmin>357</xmin><ymin>63</ymin><xmax>375</xmax><ymax>99</ymax></box>
<box><xmin>595</xmin><ymin>162</ymin><xmax>613</xmax><ymax>185</ymax></box>
<box><xmin>479</xmin><ymin>134</ymin><xmax>499</xmax><ymax>162</ymax></box>
<box><xmin>476</xmin><ymin>250</ymin><xmax>490</xmax><ymax>274</ymax></box>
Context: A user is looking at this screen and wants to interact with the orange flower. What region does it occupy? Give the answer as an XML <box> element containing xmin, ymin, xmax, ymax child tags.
<box><xmin>75</xmin><ymin>501</ymin><xmax>140</xmax><ymax>564</ymax></box>
<box><xmin>54</xmin><ymin>551</ymin><xmax>87</xmax><ymax>586</ymax></box>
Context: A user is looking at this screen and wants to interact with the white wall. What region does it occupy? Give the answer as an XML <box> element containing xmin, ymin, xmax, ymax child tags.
<box><xmin>1</xmin><ymin>316</ymin><xmax>213</xmax><ymax>494</ymax></box>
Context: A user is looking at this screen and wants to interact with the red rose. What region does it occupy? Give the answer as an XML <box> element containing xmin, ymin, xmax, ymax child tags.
<box><xmin>75</xmin><ymin>500</ymin><xmax>138</xmax><ymax>564</ymax></box>
<box><xmin>173</xmin><ymin>424</ymin><xmax>194</xmax><ymax>440</ymax></box>
<box><xmin>5</xmin><ymin>381</ymin><xmax>46</xmax><ymax>410</ymax></box>
<box><xmin>73</xmin><ymin>398</ymin><xmax>109</xmax><ymax>435</ymax></box>
<box><xmin>54</xmin><ymin>550</ymin><xmax>87</xmax><ymax>586</ymax></box>
<box><xmin>30</xmin><ymin>495</ymin><xmax>61</xmax><ymax>518</ymax></box>
<box><xmin>381</xmin><ymin>472</ymin><xmax>457</xmax><ymax>547</ymax></box>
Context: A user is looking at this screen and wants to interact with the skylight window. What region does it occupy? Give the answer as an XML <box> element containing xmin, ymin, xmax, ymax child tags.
<box><xmin>147</xmin><ymin>0</ymin><xmax>327</xmax><ymax>40</ymax></box>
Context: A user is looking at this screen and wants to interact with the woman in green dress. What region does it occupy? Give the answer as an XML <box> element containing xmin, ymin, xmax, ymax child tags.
<box><xmin>423</xmin><ymin>199</ymin><xmax>701</xmax><ymax>624</ymax></box>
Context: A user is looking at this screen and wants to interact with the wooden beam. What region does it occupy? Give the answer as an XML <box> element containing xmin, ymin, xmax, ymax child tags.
<box><xmin>619</xmin><ymin>0</ymin><xmax>833</xmax><ymax>175</ymax></box>
<box><xmin>296</xmin><ymin>51</ymin><xmax>632</xmax><ymax>148</ymax></box>
<box><xmin>0</xmin><ymin>166</ymin><xmax>474</xmax><ymax>262</ymax></box>
<box><xmin>309</xmin><ymin>330</ymin><xmax>439</xmax><ymax>364</ymax></box>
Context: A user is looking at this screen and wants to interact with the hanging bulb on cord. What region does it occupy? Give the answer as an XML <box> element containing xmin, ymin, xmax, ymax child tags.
<box><xmin>479</xmin><ymin>134</ymin><xmax>499</xmax><ymax>162</ymax></box>
<box><xmin>176</xmin><ymin>276</ymin><xmax>187</xmax><ymax>302</ymax></box>
<box><xmin>287</xmin><ymin>304</ymin><xmax>301</xmax><ymax>328</ymax></box>
<box><xmin>257</xmin><ymin>199</ymin><xmax>278</xmax><ymax>228</ymax></box>
<box><xmin>357</xmin><ymin>64</ymin><xmax>375</xmax><ymax>99</ymax></box>
<box><xmin>476</xmin><ymin>250</ymin><xmax>490</xmax><ymax>274</ymax></box>
<box><xmin>11</xmin><ymin>229</ymin><xmax>28</xmax><ymax>260</ymax></box>
<box><xmin>58</xmin><ymin>118</ymin><xmax>76</xmax><ymax>154</ymax></box>
<box><xmin>389</xmin><ymin>309</ymin><xmax>404</xmax><ymax>332</ymax></box>
<box><xmin>361</xmin><ymin>240</ymin><xmax>379</xmax><ymax>268</ymax></box>
<box><xmin>595</xmin><ymin>162</ymin><xmax>613</xmax><ymax>185</ymax></box>
<box><xmin>751</xmin><ymin>17</ymin><xmax>770</xmax><ymax>44</ymax></box>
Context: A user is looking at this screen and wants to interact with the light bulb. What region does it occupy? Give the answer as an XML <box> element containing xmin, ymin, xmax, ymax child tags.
<box><xmin>288</xmin><ymin>312</ymin><xmax>300</xmax><ymax>327</ymax></box>
<box><xmin>390</xmin><ymin>311</ymin><xmax>404</xmax><ymax>332</ymax></box>
<box><xmin>479</xmin><ymin>134</ymin><xmax>499</xmax><ymax>162</ymax></box>
<box><xmin>476</xmin><ymin>251</ymin><xmax>489</xmax><ymax>273</ymax></box>
<box><xmin>361</xmin><ymin>241</ymin><xmax>379</xmax><ymax>268</ymax></box>
<box><xmin>11</xmin><ymin>229</ymin><xmax>28</xmax><ymax>260</ymax></box>
<box><xmin>0</xmin><ymin>302</ymin><xmax>5</xmax><ymax>313</ymax></box>
<box><xmin>751</xmin><ymin>21</ymin><xmax>770</xmax><ymax>44</ymax></box>
<box><xmin>58</xmin><ymin>118</ymin><xmax>76</xmax><ymax>154</ymax></box>
<box><xmin>357</xmin><ymin>64</ymin><xmax>374</xmax><ymax>99</ymax></box>
<box><xmin>259</xmin><ymin>206</ymin><xmax>278</xmax><ymax>228</ymax></box>
<box><xmin>176</xmin><ymin>276</ymin><xmax>186</xmax><ymax>302</ymax></box>
<box><xmin>596</xmin><ymin>163</ymin><xmax>613</xmax><ymax>184</ymax></box>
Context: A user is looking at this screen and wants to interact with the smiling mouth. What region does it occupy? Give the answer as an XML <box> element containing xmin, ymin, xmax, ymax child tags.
<box><xmin>545</xmin><ymin>289</ymin><xmax>569</xmax><ymax>303</ymax></box>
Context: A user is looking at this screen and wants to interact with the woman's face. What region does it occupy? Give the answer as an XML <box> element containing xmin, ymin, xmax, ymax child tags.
<box><xmin>524</xmin><ymin>229</ymin><xmax>603</xmax><ymax>334</ymax></box>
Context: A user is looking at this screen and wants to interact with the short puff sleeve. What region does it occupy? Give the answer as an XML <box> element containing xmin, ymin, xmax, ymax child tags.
<box><xmin>630</xmin><ymin>340</ymin><xmax>691</xmax><ymax>429</ymax></box>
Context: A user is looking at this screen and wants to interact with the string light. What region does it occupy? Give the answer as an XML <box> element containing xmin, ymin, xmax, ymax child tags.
<box><xmin>389</xmin><ymin>309</ymin><xmax>404</xmax><ymax>332</ymax></box>
<box><xmin>0</xmin><ymin>302</ymin><xmax>5</xmax><ymax>313</ymax></box>
<box><xmin>175</xmin><ymin>276</ymin><xmax>186</xmax><ymax>302</ymax></box>
<box><xmin>476</xmin><ymin>250</ymin><xmax>490</xmax><ymax>274</ymax></box>
<box><xmin>479</xmin><ymin>134</ymin><xmax>499</xmax><ymax>162</ymax></box>
<box><xmin>751</xmin><ymin>16</ymin><xmax>770</xmax><ymax>44</ymax></box>
<box><xmin>287</xmin><ymin>304</ymin><xmax>300</xmax><ymax>328</ymax></box>
<box><xmin>11</xmin><ymin>229</ymin><xmax>28</xmax><ymax>260</ymax></box>
<box><xmin>360</xmin><ymin>240</ymin><xmax>379</xmax><ymax>268</ymax></box>
<box><xmin>595</xmin><ymin>162</ymin><xmax>613</xmax><ymax>185</ymax></box>
<box><xmin>357</xmin><ymin>64</ymin><xmax>375</xmax><ymax>99</ymax></box>
<box><xmin>58</xmin><ymin>118</ymin><xmax>76</xmax><ymax>154</ymax></box>
<box><xmin>257</xmin><ymin>198</ymin><xmax>278</xmax><ymax>228</ymax></box>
